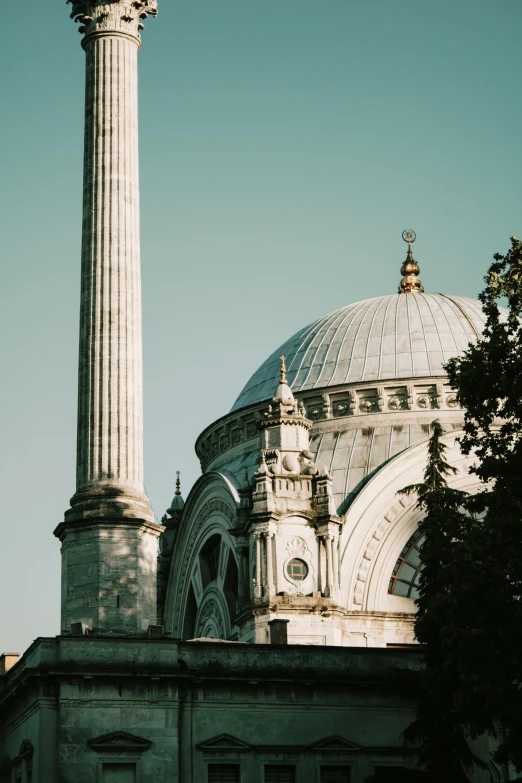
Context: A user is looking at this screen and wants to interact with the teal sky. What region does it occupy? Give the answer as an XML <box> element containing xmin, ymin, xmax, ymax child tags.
<box><xmin>1</xmin><ymin>0</ymin><xmax>521</xmax><ymax>654</ymax></box>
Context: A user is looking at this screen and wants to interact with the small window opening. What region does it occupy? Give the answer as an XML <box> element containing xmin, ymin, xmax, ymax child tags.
<box><xmin>208</xmin><ymin>763</ymin><xmax>240</xmax><ymax>783</ymax></box>
<box><xmin>264</xmin><ymin>765</ymin><xmax>295</xmax><ymax>783</ymax></box>
<box><xmin>320</xmin><ymin>767</ymin><xmax>351</xmax><ymax>783</ymax></box>
<box><xmin>286</xmin><ymin>558</ymin><xmax>308</xmax><ymax>582</ymax></box>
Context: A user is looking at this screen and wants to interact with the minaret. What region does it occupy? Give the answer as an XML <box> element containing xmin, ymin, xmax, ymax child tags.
<box><xmin>54</xmin><ymin>0</ymin><xmax>163</xmax><ymax>635</ymax></box>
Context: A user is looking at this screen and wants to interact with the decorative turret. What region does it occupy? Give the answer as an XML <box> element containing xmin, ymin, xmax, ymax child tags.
<box><xmin>259</xmin><ymin>356</ymin><xmax>313</xmax><ymax>476</ymax></box>
<box><xmin>239</xmin><ymin>362</ymin><xmax>343</xmax><ymax>643</ymax></box>
<box><xmin>398</xmin><ymin>230</ymin><xmax>424</xmax><ymax>294</ymax></box>
<box><xmin>158</xmin><ymin>471</ymin><xmax>184</xmax><ymax>624</ymax></box>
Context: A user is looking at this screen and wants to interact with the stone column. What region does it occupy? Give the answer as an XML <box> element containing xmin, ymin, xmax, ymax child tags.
<box><xmin>324</xmin><ymin>536</ymin><xmax>333</xmax><ymax>598</ymax></box>
<box><xmin>254</xmin><ymin>535</ymin><xmax>262</xmax><ymax>599</ymax></box>
<box><xmin>333</xmin><ymin>536</ymin><xmax>340</xmax><ymax>592</ymax></box>
<box><xmin>266</xmin><ymin>532</ymin><xmax>274</xmax><ymax>598</ymax></box>
<box><xmin>55</xmin><ymin>1</ymin><xmax>163</xmax><ymax>636</ymax></box>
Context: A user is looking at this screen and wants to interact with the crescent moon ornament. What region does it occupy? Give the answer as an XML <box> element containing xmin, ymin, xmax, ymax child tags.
<box><xmin>402</xmin><ymin>230</ymin><xmax>416</xmax><ymax>244</ymax></box>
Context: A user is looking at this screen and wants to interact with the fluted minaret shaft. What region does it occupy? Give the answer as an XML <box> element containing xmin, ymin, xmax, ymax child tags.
<box><xmin>66</xmin><ymin>1</ymin><xmax>158</xmax><ymax>519</ymax></box>
<box><xmin>78</xmin><ymin>29</ymin><xmax>142</xmax><ymax>494</ymax></box>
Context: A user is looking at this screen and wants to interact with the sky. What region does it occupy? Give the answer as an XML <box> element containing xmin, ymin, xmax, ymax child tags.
<box><xmin>1</xmin><ymin>0</ymin><xmax>521</xmax><ymax>655</ymax></box>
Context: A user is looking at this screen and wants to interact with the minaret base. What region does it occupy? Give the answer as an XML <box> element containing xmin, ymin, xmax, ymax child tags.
<box><xmin>54</xmin><ymin>515</ymin><xmax>164</xmax><ymax>636</ymax></box>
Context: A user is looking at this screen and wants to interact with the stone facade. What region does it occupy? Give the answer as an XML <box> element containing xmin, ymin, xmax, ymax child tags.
<box><xmin>0</xmin><ymin>637</ymin><xmax>495</xmax><ymax>783</ymax></box>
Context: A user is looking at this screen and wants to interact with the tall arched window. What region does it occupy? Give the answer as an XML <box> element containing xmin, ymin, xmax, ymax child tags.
<box><xmin>388</xmin><ymin>530</ymin><xmax>424</xmax><ymax>599</ymax></box>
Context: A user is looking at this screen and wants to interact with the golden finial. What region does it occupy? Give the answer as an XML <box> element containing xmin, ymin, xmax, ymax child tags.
<box><xmin>175</xmin><ymin>470</ymin><xmax>181</xmax><ymax>496</ymax></box>
<box><xmin>280</xmin><ymin>355</ymin><xmax>287</xmax><ymax>385</ymax></box>
<box><xmin>399</xmin><ymin>230</ymin><xmax>424</xmax><ymax>294</ymax></box>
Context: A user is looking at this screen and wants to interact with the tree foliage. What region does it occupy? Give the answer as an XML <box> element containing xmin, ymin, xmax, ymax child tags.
<box><xmin>404</xmin><ymin>237</ymin><xmax>522</xmax><ymax>775</ymax></box>
<box><xmin>400</xmin><ymin>422</ymin><xmax>485</xmax><ymax>780</ymax></box>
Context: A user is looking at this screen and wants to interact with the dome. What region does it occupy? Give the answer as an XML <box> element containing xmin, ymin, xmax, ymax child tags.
<box><xmin>231</xmin><ymin>293</ymin><xmax>487</xmax><ymax>412</ymax></box>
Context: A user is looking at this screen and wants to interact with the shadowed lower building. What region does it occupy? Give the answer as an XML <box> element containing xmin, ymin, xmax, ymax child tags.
<box><xmin>0</xmin><ymin>2</ymin><xmax>508</xmax><ymax>782</ymax></box>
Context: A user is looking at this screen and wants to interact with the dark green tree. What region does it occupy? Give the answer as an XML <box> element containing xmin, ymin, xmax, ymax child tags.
<box><xmin>445</xmin><ymin>236</ymin><xmax>522</xmax><ymax>770</ymax></box>
<box><xmin>400</xmin><ymin>421</ymin><xmax>485</xmax><ymax>781</ymax></box>
<box><xmin>403</xmin><ymin>237</ymin><xmax>522</xmax><ymax>775</ymax></box>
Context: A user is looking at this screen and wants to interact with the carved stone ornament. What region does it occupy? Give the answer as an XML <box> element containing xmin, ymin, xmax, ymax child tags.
<box><xmin>68</xmin><ymin>0</ymin><xmax>158</xmax><ymax>38</ymax></box>
<box><xmin>282</xmin><ymin>454</ymin><xmax>298</xmax><ymax>473</ymax></box>
<box><xmin>446</xmin><ymin>394</ymin><xmax>459</xmax><ymax>408</ymax></box>
<box><xmin>297</xmin><ymin>449</ymin><xmax>317</xmax><ymax>476</ymax></box>
<box><xmin>388</xmin><ymin>395</ymin><xmax>405</xmax><ymax>411</ymax></box>
<box><xmin>359</xmin><ymin>398</ymin><xmax>375</xmax><ymax>413</ymax></box>
<box><xmin>417</xmin><ymin>394</ymin><xmax>432</xmax><ymax>409</ymax></box>
<box><xmin>286</xmin><ymin>537</ymin><xmax>307</xmax><ymax>558</ymax></box>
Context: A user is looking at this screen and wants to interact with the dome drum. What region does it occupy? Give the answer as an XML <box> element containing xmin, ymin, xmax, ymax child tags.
<box><xmin>196</xmin><ymin>375</ymin><xmax>462</xmax><ymax>475</ymax></box>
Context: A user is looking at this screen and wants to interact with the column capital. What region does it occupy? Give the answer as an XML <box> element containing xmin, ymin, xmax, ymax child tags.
<box><xmin>68</xmin><ymin>1</ymin><xmax>157</xmax><ymax>44</ymax></box>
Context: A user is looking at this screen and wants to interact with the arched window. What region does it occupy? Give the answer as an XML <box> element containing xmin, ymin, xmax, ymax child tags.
<box><xmin>388</xmin><ymin>530</ymin><xmax>424</xmax><ymax>599</ymax></box>
<box><xmin>199</xmin><ymin>534</ymin><xmax>222</xmax><ymax>589</ymax></box>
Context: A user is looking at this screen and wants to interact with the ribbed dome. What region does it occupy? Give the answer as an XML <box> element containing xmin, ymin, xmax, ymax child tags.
<box><xmin>231</xmin><ymin>293</ymin><xmax>487</xmax><ymax>412</ymax></box>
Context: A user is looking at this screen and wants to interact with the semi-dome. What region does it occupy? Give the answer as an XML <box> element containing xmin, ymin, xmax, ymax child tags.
<box><xmin>231</xmin><ymin>293</ymin><xmax>486</xmax><ymax>412</ymax></box>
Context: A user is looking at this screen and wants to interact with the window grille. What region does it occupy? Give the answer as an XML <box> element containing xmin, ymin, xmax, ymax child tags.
<box><xmin>320</xmin><ymin>765</ymin><xmax>351</xmax><ymax>782</ymax></box>
<box><xmin>208</xmin><ymin>763</ymin><xmax>240</xmax><ymax>783</ymax></box>
<box><xmin>264</xmin><ymin>765</ymin><xmax>296</xmax><ymax>782</ymax></box>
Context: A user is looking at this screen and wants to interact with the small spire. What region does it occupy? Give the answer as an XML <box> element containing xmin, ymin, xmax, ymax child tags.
<box><xmin>399</xmin><ymin>230</ymin><xmax>424</xmax><ymax>294</ymax></box>
<box><xmin>167</xmin><ymin>470</ymin><xmax>184</xmax><ymax>516</ymax></box>
<box><xmin>280</xmin><ymin>355</ymin><xmax>288</xmax><ymax>385</ymax></box>
<box><xmin>257</xmin><ymin>450</ymin><xmax>269</xmax><ymax>475</ymax></box>
<box><xmin>272</xmin><ymin>354</ymin><xmax>295</xmax><ymax>404</ymax></box>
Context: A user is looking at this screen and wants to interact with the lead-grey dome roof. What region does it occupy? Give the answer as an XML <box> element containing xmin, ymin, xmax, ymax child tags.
<box><xmin>231</xmin><ymin>293</ymin><xmax>486</xmax><ymax>412</ymax></box>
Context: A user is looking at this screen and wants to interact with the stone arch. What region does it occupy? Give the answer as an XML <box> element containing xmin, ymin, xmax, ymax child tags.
<box><xmin>340</xmin><ymin>430</ymin><xmax>482</xmax><ymax>613</ymax></box>
<box><xmin>163</xmin><ymin>472</ymin><xmax>239</xmax><ymax>639</ymax></box>
<box><xmin>194</xmin><ymin>587</ymin><xmax>230</xmax><ymax>639</ymax></box>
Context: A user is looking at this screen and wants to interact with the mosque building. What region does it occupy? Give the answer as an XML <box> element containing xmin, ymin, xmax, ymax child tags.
<box><xmin>165</xmin><ymin>257</ymin><xmax>488</xmax><ymax>650</ymax></box>
<box><xmin>0</xmin><ymin>2</ymin><xmax>506</xmax><ymax>782</ymax></box>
